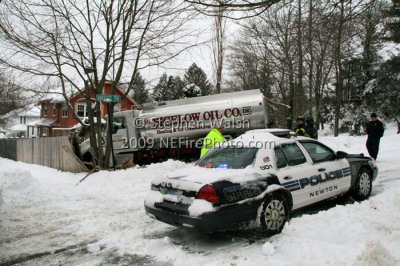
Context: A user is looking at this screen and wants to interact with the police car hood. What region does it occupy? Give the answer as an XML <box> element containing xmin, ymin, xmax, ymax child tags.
<box><xmin>151</xmin><ymin>166</ymin><xmax>265</xmax><ymax>192</ymax></box>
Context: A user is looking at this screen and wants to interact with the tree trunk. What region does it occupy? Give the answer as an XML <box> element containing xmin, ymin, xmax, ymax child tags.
<box><xmin>213</xmin><ymin>2</ymin><xmax>225</xmax><ymax>94</ymax></box>
<box><xmin>104</xmin><ymin>81</ymin><xmax>117</xmax><ymax>169</ymax></box>
<box><xmin>315</xmin><ymin>66</ymin><xmax>322</xmax><ymax>131</ymax></box>
<box><xmin>297</xmin><ymin>0</ymin><xmax>304</xmax><ymax>116</ymax></box>
<box><xmin>307</xmin><ymin>0</ymin><xmax>314</xmax><ymax>119</ymax></box>
<box><xmin>289</xmin><ymin>62</ymin><xmax>295</xmax><ymax>129</ymax></box>
<box><xmin>334</xmin><ymin>0</ymin><xmax>345</xmax><ymax>137</ymax></box>
<box><xmin>85</xmin><ymin>80</ymin><xmax>99</xmax><ymax>166</ymax></box>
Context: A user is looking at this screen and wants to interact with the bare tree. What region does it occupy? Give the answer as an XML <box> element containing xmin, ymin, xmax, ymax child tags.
<box><xmin>228</xmin><ymin>0</ymin><xmax>377</xmax><ymax>131</ymax></box>
<box><xmin>307</xmin><ymin>0</ymin><xmax>313</xmax><ymax>118</ymax></box>
<box><xmin>311</xmin><ymin>10</ymin><xmax>333</xmax><ymax>130</ymax></box>
<box><xmin>185</xmin><ymin>0</ymin><xmax>282</xmax><ymax>16</ymax></box>
<box><xmin>0</xmin><ymin>69</ymin><xmax>27</xmax><ymax>115</ymax></box>
<box><xmin>0</xmin><ymin>0</ymin><xmax>199</xmax><ymax>168</ymax></box>
<box><xmin>324</xmin><ymin>0</ymin><xmax>375</xmax><ymax>136</ymax></box>
<box><xmin>296</xmin><ymin>0</ymin><xmax>304</xmax><ymax>120</ymax></box>
<box><xmin>212</xmin><ymin>0</ymin><xmax>227</xmax><ymax>94</ymax></box>
<box><xmin>332</xmin><ymin>0</ymin><xmax>346</xmax><ymax>137</ymax></box>
<box><xmin>229</xmin><ymin>1</ymin><xmax>300</xmax><ymax>125</ymax></box>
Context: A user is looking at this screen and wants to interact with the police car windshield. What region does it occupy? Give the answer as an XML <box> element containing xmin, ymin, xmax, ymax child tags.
<box><xmin>197</xmin><ymin>147</ymin><xmax>258</xmax><ymax>169</ymax></box>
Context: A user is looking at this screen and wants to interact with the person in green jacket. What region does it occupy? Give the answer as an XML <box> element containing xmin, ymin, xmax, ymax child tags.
<box><xmin>295</xmin><ymin>116</ymin><xmax>310</xmax><ymax>137</ymax></box>
<box><xmin>200</xmin><ymin>126</ymin><xmax>225</xmax><ymax>158</ymax></box>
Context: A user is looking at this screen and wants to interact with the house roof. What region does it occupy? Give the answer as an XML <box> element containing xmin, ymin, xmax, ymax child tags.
<box><xmin>18</xmin><ymin>105</ymin><xmax>41</xmax><ymax>117</ymax></box>
<box><xmin>111</xmin><ymin>85</ymin><xmax>138</xmax><ymax>107</ymax></box>
<box><xmin>10</xmin><ymin>124</ymin><xmax>27</xmax><ymax>132</ymax></box>
<box><xmin>39</xmin><ymin>81</ymin><xmax>138</xmax><ymax>107</ymax></box>
<box><xmin>53</xmin><ymin>122</ymin><xmax>82</xmax><ymax>131</ymax></box>
<box><xmin>34</xmin><ymin>118</ymin><xmax>57</xmax><ymax>127</ymax></box>
<box><xmin>38</xmin><ymin>91</ymin><xmax>67</xmax><ymax>103</ymax></box>
<box><xmin>69</xmin><ymin>82</ymin><xmax>138</xmax><ymax>107</ymax></box>
<box><xmin>26</xmin><ymin>119</ymin><xmax>41</xmax><ymax>126</ymax></box>
<box><xmin>0</xmin><ymin>104</ymin><xmax>40</xmax><ymax>121</ymax></box>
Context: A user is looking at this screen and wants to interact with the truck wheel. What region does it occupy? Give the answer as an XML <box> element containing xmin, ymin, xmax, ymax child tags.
<box><xmin>351</xmin><ymin>168</ymin><xmax>372</xmax><ymax>201</ymax></box>
<box><xmin>258</xmin><ymin>193</ymin><xmax>289</xmax><ymax>235</ymax></box>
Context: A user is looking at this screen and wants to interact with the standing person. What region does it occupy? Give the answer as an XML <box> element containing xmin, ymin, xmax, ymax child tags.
<box><xmin>267</xmin><ymin>120</ymin><xmax>277</xmax><ymax>128</ymax></box>
<box><xmin>200</xmin><ymin>125</ymin><xmax>225</xmax><ymax>158</ymax></box>
<box><xmin>365</xmin><ymin>113</ymin><xmax>384</xmax><ymax>160</ymax></box>
<box><xmin>295</xmin><ymin>116</ymin><xmax>309</xmax><ymax>137</ymax></box>
<box><xmin>305</xmin><ymin>116</ymin><xmax>318</xmax><ymax>139</ymax></box>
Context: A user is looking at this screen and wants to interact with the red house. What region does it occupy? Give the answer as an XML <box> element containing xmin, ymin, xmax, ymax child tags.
<box><xmin>36</xmin><ymin>81</ymin><xmax>137</xmax><ymax>137</ymax></box>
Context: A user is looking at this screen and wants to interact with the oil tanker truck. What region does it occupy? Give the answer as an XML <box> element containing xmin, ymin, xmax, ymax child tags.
<box><xmin>80</xmin><ymin>89</ymin><xmax>271</xmax><ymax>165</ymax></box>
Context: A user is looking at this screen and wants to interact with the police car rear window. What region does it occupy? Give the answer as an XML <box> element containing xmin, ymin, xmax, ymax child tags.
<box><xmin>276</xmin><ymin>143</ymin><xmax>307</xmax><ymax>167</ymax></box>
<box><xmin>270</xmin><ymin>131</ymin><xmax>292</xmax><ymax>138</ymax></box>
<box><xmin>197</xmin><ymin>147</ymin><xmax>258</xmax><ymax>169</ymax></box>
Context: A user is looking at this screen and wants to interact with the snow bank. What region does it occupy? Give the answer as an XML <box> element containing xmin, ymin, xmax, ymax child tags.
<box><xmin>262</xmin><ymin>242</ymin><xmax>275</xmax><ymax>256</ymax></box>
<box><xmin>0</xmin><ymin>169</ymin><xmax>39</xmax><ymax>207</ymax></box>
<box><xmin>353</xmin><ymin>241</ymin><xmax>397</xmax><ymax>266</ymax></box>
<box><xmin>144</xmin><ymin>190</ymin><xmax>164</xmax><ymax>208</ymax></box>
<box><xmin>0</xmin><ymin>169</ymin><xmax>38</xmax><ymax>192</ymax></box>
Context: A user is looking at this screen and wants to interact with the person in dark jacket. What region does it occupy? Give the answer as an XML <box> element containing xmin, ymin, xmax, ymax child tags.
<box><xmin>295</xmin><ymin>116</ymin><xmax>309</xmax><ymax>137</ymax></box>
<box><xmin>305</xmin><ymin>116</ymin><xmax>318</xmax><ymax>139</ymax></box>
<box><xmin>365</xmin><ymin>113</ymin><xmax>384</xmax><ymax>160</ymax></box>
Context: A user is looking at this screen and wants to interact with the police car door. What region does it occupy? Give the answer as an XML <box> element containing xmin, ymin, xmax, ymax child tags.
<box><xmin>274</xmin><ymin>142</ymin><xmax>317</xmax><ymax>210</ymax></box>
<box><xmin>298</xmin><ymin>141</ymin><xmax>351</xmax><ymax>201</ymax></box>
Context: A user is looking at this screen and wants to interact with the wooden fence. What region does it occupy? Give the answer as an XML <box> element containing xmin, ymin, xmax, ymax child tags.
<box><xmin>0</xmin><ymin>136</ymin><xmax>88</xmax><ymax>173</ymax></box>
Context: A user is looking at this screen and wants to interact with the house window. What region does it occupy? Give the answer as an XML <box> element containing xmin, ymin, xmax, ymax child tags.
<box><xmin>52</xmin><ymin>105</ymin><xmax>56</xmax><ymax>116</ymax></box>
<box><xmin>62</xmin><ymin>104</ymin><xmax>68</xmax><ymax>117</ymax></box>
<box><xmin>77</xmin><ymin>103</ymin><xmax>87</xmax><ymax>117</ymax></box>
<box><xmin>43</xmin><ymin>128</ymin><xmax>49</xmax><ymax>137</ymax></box>
<box><xmin>43</xmin><ymin>105</ymin><xmax>48</xmax><ymax>116</ymax></box>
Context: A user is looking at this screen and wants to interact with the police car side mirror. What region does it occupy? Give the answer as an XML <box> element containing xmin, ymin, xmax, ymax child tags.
<box><xmin>336</xmin><ymin>151</ymin><xmax>347</xmax><ymax>159</ymax></box>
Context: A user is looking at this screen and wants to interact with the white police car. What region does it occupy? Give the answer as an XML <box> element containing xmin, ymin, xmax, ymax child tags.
<box><xmin>144</xmin><ymin>129</ymin><xmax>378</xmax><ymax>234</ymax></box>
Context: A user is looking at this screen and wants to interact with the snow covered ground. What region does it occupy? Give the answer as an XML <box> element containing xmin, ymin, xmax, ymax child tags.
<box><xmin>1</xmin><ymin>125</ymin><xmax>399</xmax><ymax>266</ymax></box>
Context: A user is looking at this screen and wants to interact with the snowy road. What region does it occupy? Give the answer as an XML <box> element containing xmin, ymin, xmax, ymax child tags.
<box><xmin>1</xmin><ymin>126</ymin><xmax>400</xmax><ymax>265</ymax></box>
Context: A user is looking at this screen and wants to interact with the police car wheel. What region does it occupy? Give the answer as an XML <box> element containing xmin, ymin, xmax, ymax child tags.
<box><xmin>259</xmin><ymin>193</ymin><xmax>289</xmax><ymax>235</ymax></box>
<box><xmin>351</xmin><ymin>168</ymin><xmax>372</xmax><ymax>201</ymax></box>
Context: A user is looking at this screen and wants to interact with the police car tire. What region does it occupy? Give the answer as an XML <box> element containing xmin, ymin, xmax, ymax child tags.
<box><xmin>351</xmin><ymin>168</ymin><xmax>372</xmax><ymax>201</ymax></box>
<box><xmin>258</xmin><ymin>193</ymin><xmax>289</xmax><ymax>235</ymax></box>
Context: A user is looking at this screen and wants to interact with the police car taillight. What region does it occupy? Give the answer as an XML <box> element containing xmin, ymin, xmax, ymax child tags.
<box><xmin>197</xmin><ymin>184</ymin><xmax>220</xmax><ymax>204</ymax></box>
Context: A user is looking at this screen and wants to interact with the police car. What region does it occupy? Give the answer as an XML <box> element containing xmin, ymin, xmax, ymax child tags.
<box><xmin>144</xmin><ymin>129</ymin><xmax>378</xmax><ymax>234</ymax></box>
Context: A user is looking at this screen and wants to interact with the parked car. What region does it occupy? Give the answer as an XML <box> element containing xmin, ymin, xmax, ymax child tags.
<box><xmin>144</xmin><ymin>129</ymin><xmax>378</xmax><ymax>234</ymax></box>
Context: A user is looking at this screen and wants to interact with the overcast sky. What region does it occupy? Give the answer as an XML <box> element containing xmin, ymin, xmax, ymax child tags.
<box><xmin>142</xmin><ymin>14</ymin><xmax>239</xmax><ymax>88</ymax></box>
